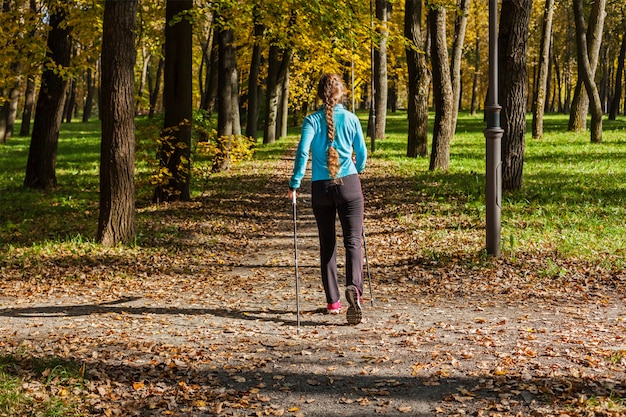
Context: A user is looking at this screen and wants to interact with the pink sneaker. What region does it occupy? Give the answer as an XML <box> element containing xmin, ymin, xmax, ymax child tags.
<box><xmin>327</xmin><ymin>301</ymin><xmax>342</xmax><ymax>314</ymax></box>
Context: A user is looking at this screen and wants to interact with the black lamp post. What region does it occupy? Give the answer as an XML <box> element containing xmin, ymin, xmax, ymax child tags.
<box><xmin>485</xmin><ymin>0</ymin><xmax>503</xmax><ymax>256</ymax></box>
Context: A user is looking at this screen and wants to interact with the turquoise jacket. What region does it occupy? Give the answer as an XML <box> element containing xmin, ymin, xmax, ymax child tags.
<box><xmin>289</xmin><ymin>104</ymin><xmax>367</xmax><ymax>190</ymax></box>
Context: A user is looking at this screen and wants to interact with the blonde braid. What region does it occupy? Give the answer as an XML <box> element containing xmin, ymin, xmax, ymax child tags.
<box><xmin>317</xmin><ymin>74</ymin><xmax>344</xmax><ymax>179</ymax></box>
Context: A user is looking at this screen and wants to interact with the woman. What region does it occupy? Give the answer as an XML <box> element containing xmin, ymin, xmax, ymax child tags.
<box><xmin>288</xmin><ymin>73</ymin><xmax>367</xmax><ymax>325</ymax></box>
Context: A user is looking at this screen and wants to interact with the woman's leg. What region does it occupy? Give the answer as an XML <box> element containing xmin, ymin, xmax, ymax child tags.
<box><xmin>311</xmin><ymin>181</ymin><xmax>340</xmax><ymax>304</ymax></box>
<box><xmin>336</xmin><ymin>175</ymin><xmax>364</xmax><ymax>294</ymax></box>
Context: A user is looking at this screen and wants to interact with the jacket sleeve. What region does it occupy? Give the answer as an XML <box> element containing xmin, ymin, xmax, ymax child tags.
<box><xmin>352</xmin><ymin>117</ymin><xmax>367</xmax><ymax>173</ymax></box>
<box><xmin>289</xmin><ymin>117</ymin><xmax>315</xmax><ymax>190</ymax></box>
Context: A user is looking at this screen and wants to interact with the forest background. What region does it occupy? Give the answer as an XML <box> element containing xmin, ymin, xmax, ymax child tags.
<box><xmin>0</xmin><ymin>0</ymin><xmax>624</xmax><ymax>289</ymax></box>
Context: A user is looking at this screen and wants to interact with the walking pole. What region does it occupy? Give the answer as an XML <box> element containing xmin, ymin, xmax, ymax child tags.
<box><xmin>292</xmin><ymin>192</ymin><xmax>301</xmax><ymax>335</ymax></box>
<box><xmin>362</xmin><ymin>226</ymin><xmax>374</xmax><ymax>306</ymax></box>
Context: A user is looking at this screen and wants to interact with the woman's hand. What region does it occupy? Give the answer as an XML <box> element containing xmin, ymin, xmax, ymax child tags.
<box><xmin>288</xmin><ymin>189</ymin><xmax>296</xmax><ymax>204</ymax></box>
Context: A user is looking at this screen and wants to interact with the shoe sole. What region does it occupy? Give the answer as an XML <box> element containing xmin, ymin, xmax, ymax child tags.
<box><xmin>345</xmin><ymin>285</ymin><xmax>362</xmax><ymax>325</ymax></box>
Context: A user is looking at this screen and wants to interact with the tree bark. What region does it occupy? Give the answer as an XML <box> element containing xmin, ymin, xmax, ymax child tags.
<box><xmin>404</xmin><ymin>0</ymin><xmax>430</xmax><ymax>158</ymax></box>
<box><xmin>20</xmin><ymin>75</ymin><xmax>36</xmax><ymax>136</ymax></box>
<box><xmin>499</xmin><ymin>0</ymin><xmax>531</xmax><ymax>191</ymax></box>
<box><xmin>278</xmin><ymin>67</ymin><xmax>290</xmax><ymax>139</ymax></box>
<box><xmin>450</xmin><ymin>0</ymin><xmax>470</xmax><ymax>132</ymax></box>
<box><xmin>1</xmin><ymin>75</ymin><xmax>21</xmax><ymax>142</ymax></box>
<box><xmin>98</xmin><ymin>0</ymin><xmax>138</xmax><ymax>246</ymax></box>
<box><xmin>264</xmin><ymin>45</ymin><xmax>279</xmax><ymax>144</ymax></box>
<box><xmin>24</xmin><ymin>1</ymin><xmax>72</xmax><ymax>189</ymax></box>
<box><xmin>568</xmin><ymin>0</ymin><xmax>605</xmax><ymax>131</ymax></box>
<box><xmin>136</xmin><ymin>49</ymin><xmax>150</xmax><ymax>114</ymax></box>
<box><xmin>369</xmin><ymin>0</ymin><xmax>389</xmax><ymax>144</ymax></box>
<box><xmin>609</xmin><ymin>20</ymin><xmax>625</xmax><ymax>121</ymax></box>
<box><xmin>19</xmin><ymin>0</ymin><xmax>38</xmax><ymax>136</ymax></box>
<box><xmin>217</xmin><ymin>27</ymin><xmax>236</xmax><ymax>139</ymax></box>
<box><xmin>64</xmin><ymin>79</ymin><xmax>76</xmax><ymax>123</ymax></box>
<box><xmin>531</xmin><ymin>0</ymin><xmax>554</xmax><ymax>139</ymax></box>
<box><xmin>573</xmin><ymin>0</ymin><xmax>604</xmax><ymax>143</ymax></box>
<box><xmin>199</xmin><ymin>18</ymin><xmax>215</xmax><ymax>112</ymax></box>
<box><xmin>83</xmin><ymin>67</ymin><xmax>95</xmax><ymax>122</ymax></box>
<box><xmin>153</xmin><ymin>0</ymin><xmax>193</xmax><ymax>202</ymax></box>
<box><xmin>148</xmin><ymin>46</ymin><xmax>164</xmax><ymax>118</ymax></box>
<box><xmin>263</xmin><ymin>46</ymin><xmax>291</xmax><ymax>144</ymax></box>
<box><xmin>245</xmin><ymin>16</ymin><xmax>264</xmax><ymax>140</ymax></box>
<box><xmin>214</xmin><ymin>27</ymin><xmax>236</xmax><ymax>172</ymax></box>
<box><xmin>428</xmin><ymin>6</ymin><xmax>454</xmax><ymax>171</ymax></box>
<box><xmin>470</xmin><ymin>31</ymin><xmax>480</xmax><ymax>116</ymax></box>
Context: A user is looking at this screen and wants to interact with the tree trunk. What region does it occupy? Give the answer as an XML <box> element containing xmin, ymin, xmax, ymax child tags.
<box><xmin>370</xmin><ymin>0</ymin><xmax>389</xmax><ymax>144</ymax></box>
<box><xmin>136</xmin><ymin>49</ymin><xmax>150</xmax><ymax>114</ymax></box>
<box><xmin>230</xmin><ymin>51</ymin><xmax>241</xmax><ymax>137</ymax></box>
<box><xmin>531</xmin><ymin>0</ymin><xmax>554</xmax><ymax>139</ymax></box>
<box><xmin>573</xmin><ymin>0</ymin><xmax>604</xmax><ymax>143</ymax></box>
<box><xmin>199</xmin><ymin>19</ymin><xmax>215</xmax><ymax>111</ymax></box>
<box><xmin>1</xmin><ymin>75</ymin><xmax>21</xmax><ymax>142</ymax></box>
<box><xmin>499</xmin><ymin>0</ymin><xmax>531</xmax><ymax>191</ymax></box>
<box><xmin>153</xmin><ymin>0</ymin><xmax>193</xmax><ymax>202</ymax></box>
<box><xmin>470</xmin><ymin>31</ymin><xmax>480</xmax><ymax>116</ymax></box>
<box><xmin>214</xmin><ymin>27</ymin><xmax>236</xmax><ymax>172</ymax></box>
<box><xmin>545</xmin><ymin>37</ymin><xmax>553</xmax><ymax>112</ymax></box>
<box><xmin>20</xmin><ymin>74</ymin><xmax>36</xmax><ymax>136</ymax></box>
<box><xmin>64</xmin><ymin>79</ymin><xmax>76</xmax><ymax>123</ymax></box>
<box><xmin>217</xmin><ymin>27</ymin><xmax>236</xmax><ymax>139</ymax></box>
<box><xmin>404</xmin><ymin>0</ymin><xmax>430</xmax><ymax>158</ymax></box>
<box><xmin>263</xmin><ymin>46</ymin><xmax>291</xmax><ymax>144</ymax></box>
<box><xmin>83</xmin><ymin>68</ymin><xmax>94</xmax><ymax>122</ymax></box>
<box><xmin>428</xmin><ymin>6</ymin><xmax>454</xmax><ymax>171</ymax></box>
<box><xmin>568</xmin><ymin>0</ymin><xmax>605</xmax><ymax>131</ymax></box>
<box><xmin>204</xmin><ymin>36</ymin><xmax>219</xmax><ymax>115</ymax></box>
<box><xmin>148</xmin><ymin>45</ymin><xmax>164</xmax><ymax>118</ymax></box>
<box><xmin>245</xmin><ymin>17</ymin><xmax>264</xmax><ymax>140</ymax></box>
<box><xmin>609</xmin><ymin>21</ymin><xmax>625</xmax><ymax>120</ymax></box>
<box><xmin>278</xmin><ymin>67</ymin><xmax>290</xmax><ymax>139</ymax></box>
<box><xmin>24</xmin><ymin>2</ymin><xmax>72</xmax><ymax>189</ymax></box>
<box><xmin>98</xmin><ymin>0</ymin><xmax>138</xmax><ymax>246</ymax></box>
<box><xmin>450</xmin><ymin>0</ymin><xmax>470</xmax><ymax>132</ymax></box>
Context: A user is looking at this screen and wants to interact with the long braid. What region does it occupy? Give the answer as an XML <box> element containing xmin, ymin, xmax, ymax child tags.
<box><xmin>317</xmin><ymin>74</ymin><xmax>344</xmax><ymax>179</ymax></box>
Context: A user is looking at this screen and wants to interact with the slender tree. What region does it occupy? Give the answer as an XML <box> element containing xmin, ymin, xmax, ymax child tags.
<box><xmin>405</xmin><ymin>0</ymin><xmax>430</xmax><ymax>157</ymax></box>
<box><xmin>83</xmin><ymin>67</ymin><xmax>95</xmax><ymax>122</ymax></box>
<box><xmin>499</xmin><ymin>0</ymin><xmax>531</xmax><ymax>191</ymax></box>
<box><xmin>469</xmin><ymin>5</ymin><xmax>481</xmax><ymax>116</ymax></box>
<box><xmin>153</xmin><ymin>0</ymin><xmax>193</xmax><ymax>202</ymax></box>
<box><xmin>568</xmin><ymin>0</ymin><xmax>605</xmax><ymax>132</ymax></box>
<box><xmin>20</xmin><ymin>74</ymin><xmax>36</xmax><ymax>136</ymax></box>
<box><xmin>368</xmin><ymin>0</ymin><xmax>389</xmax><ymax>146</ymax></box>
<box><xmin>19</xmin><ymin>0</ymin><xmax>40</xmax><ymax>137</ymax></box>
<box><xmin>245</xmin><ymin>11</ymin><xmax>264</xmax><ymax>140</ymax></box>
<box><xmin>148</xmin><ymin>47</ymin><xmax>164</xmax><ymax>118</ymax></box>
<box><xmin>98</xmin><ymin>0</ymin><xmax>138</xmax><ymax>246</ymax></box>
<box><xmin>263</xmin><ymin>45</ymin><xmax>291</xmax><ymax>144</ymax></box>
<box><xmin>429</xmin><ymin>5</ymin><xmax>454</xmax><ymax>171</ymax></box>
<box><xmin>24</xmin><ymin>0</ymin><xmax>72</xmax><ymax>189</ymax></box>
<box><xmin>450</xmin><ymin>0</ymin><xmax>470</xmax><ymax>132</ymax></box>
<box><xmin>531</xmin><ymin>0</ymin><xmax>555</xmax><ymax>139</ymax></box>
<box><xmin>609</xmin><ymin>17</ymin><xmax>625</xmax><ymax>121</ymax></box>
<box><xmin>573</xmin><ymin>0</ymin><xmax>603</xmax><ymax>142</ymax></box>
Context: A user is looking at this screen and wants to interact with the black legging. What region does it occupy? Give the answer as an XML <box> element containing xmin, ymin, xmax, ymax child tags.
<box><xmin>311</xmin><ymin>174</ymin><xmax>364</xmax><ymax>304</ymax></box>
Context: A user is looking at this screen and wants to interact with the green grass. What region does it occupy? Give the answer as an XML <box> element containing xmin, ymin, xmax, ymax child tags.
<box><xmin>0</xmin><ymin>354</ymin><xmax>86</xmax><ymax>416</ymax></box>
<box><xmin>1</xmin><ymin>112</ymin><xmax>625</xmax><ymax>267</ymax></box>
<box><xmin>356</xmin><ymin>110</ymin><xmax>626</xmax><ymax>263</ymax></box>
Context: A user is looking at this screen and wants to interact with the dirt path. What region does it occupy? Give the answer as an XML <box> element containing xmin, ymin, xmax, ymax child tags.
<box><xmin>1</xmin><ymin>152</ymin><xmax>625</xmax><ymax>416</ymax></box>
